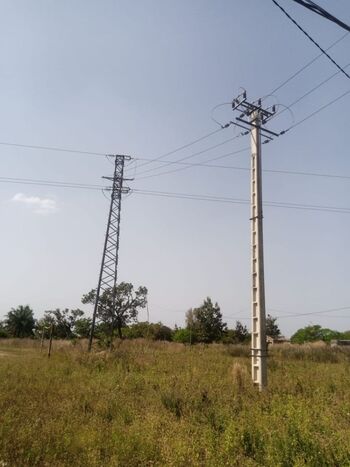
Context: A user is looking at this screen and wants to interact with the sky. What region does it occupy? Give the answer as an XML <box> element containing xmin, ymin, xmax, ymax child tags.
<box><xmin>0</xmin><ymin>0</ymin><xmax>349</xmax><ymax>337</ymax></box>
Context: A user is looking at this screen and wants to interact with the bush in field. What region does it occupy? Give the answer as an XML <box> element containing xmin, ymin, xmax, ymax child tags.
<box><xmin>123</xmin><ymin>322</ymin><xmax>173</xmax><ymax>341</ymax></box>
<box><xmin>291</xmin><ymin>325</ymin><xmax>341</xmax><ymax>344</ymax></box>
<box><xmin>151</xmin><ymin>323</ymin><xmax>173</xmax><ymax>341</ymax></box>
<box><xmin>5</xmin><ymin>305</ymin><xmax>35</xmax><ymax>337</ymax></box>
<box><xmin>172</xmin><ymin>328</ymin><xmax>195</xmax><ymax>344</ymax></box>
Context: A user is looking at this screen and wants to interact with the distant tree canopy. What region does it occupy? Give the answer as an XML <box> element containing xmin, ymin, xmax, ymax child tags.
<box><xmin>266</xmin><ymin>314</ymin><xmax>281</xmax><ymax>339</ymax></box>
<box><xmin>82</xmin><ymin>282</ymin><xmax>148</xmax><ymax>340</ymax></box>
<box><xmin>37</xmin><ymin>308</ymin><xmax>91</xmax><ymax>339</ymax></box>
<box><xmin>187</xmin><ymin>298</ymin><xmax>227</xmax><ymax>343</ymax></box>
<box><xmin>291</xmin><ymin>325</ymin><xmax>342</xmax><ymax>344</ymax></box>
<box><xmin>5</xmin><ymin>305</ymin><xmax>35</xmax><ymax>338</ymax></box>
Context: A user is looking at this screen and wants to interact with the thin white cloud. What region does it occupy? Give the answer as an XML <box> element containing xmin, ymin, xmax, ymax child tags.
<box><xmin>12</xmin><ymin>193</ymin><xmax>57</xmax><ymax>215</ymax></box>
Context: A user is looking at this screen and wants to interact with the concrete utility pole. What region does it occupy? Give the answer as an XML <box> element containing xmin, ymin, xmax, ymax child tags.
<box><xmin>88</xmin><ymin>154</ymin><xmax>132</xmax><ymax>352</ymax></box>
<box><xmin>231</xmin><ymin>91</ymin><xmax>277</xmax><ymax>390</ymax></box>
<box><xmin>250</xmin><ymin>111</ymin><xmax>267</xmax><ymax>390</ymax></box>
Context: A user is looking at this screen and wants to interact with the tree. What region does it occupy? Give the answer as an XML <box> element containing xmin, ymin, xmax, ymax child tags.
<box><xmin>233</xmin><ymin>320</ymin><xmax>250</xmax><ymax>342</ymax></box>
<box><xmin>184</xmin><ymin>308</ymin><xmax>197</xmax><ymax>344</ymax></box>
<box><xmin>5</xmin><ymin>305</ymin><xmax>35</xmax><ymax>338</ymax></box>
<box><xmin>74</xmin><ymin>317</ymin><xmax>92</xmax><ymax>338</ymax></box>
<box><xmin>191</xmin><ymin>298</ymin><xmax>226</xmax><ymax>343</ymax></box>
<box><xmin>291</xmin><ymin>325</ymin><xmax>341</xmax><ymax>344</ymax></box>
<box><xmin>39</xmin><ymin>308</ymin><xmax>87</xmax><ymax>339</ymax></box>
<box><xmin>266</xmin><ymin>314</ymin><xmax>281</xmax><ymax>339</ymax></box>
<box><xmin>0</xmin><ymin>321</ymin><xmax>9</xmax><ymax>338</ymax></box>
<box><xmin>82</xmin><ymin>282</ymin><xmax>148</xmax><ymax>341</ymax></box>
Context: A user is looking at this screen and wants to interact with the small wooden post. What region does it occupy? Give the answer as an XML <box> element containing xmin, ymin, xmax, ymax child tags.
<box><xmin>48</xmin><ymin>324</ymin><xmax>54</xmax><ymax>358</ymax></box>
<box><xmin>40</xmin><ymin>327</ymin><xmax>45</xmax><ymax>353</ymax></box>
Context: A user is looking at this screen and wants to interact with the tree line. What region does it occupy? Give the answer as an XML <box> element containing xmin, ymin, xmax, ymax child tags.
<box><xmin>0</xmin><ymin>282</ymin><xmax>282</xmax><ymax>345</ymax></box>
<box><xmin>1</xmin><ymin>282</ymin><xmax>348</xmax><ymax>345</ymax></box>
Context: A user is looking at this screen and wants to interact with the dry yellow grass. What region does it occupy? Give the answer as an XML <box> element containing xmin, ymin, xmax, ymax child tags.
<box><xmin>0</xmin><ymin>339</ymin><xmax>349</xmax><ymax>466</ymax></box>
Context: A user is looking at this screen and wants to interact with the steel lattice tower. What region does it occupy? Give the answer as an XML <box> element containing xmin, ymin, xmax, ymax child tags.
<box><xmin>88</xmin><ymin>154</ymin><xmax>131</xmax><ymax>351</ymax></box>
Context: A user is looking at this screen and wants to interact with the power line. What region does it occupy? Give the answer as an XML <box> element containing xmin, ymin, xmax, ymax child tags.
<box><xmin>272</xmin><ymin>0</ymin><xmax>350</xmax><ymax>80</ymax></box>
<box><xmin>275</xmin><ymin>305</ymin><xmax>350</xmax><ymax>319</ymax></box>
<box><xmin>0</xmin><ymin>127</ymin><xmax>224</xmax><ymax>165</ymax></box>
<box><xmin>2</xmin><ymin>155</ymin><xmax>350</xmax><ymax>195</ymax></box>
<box><xmin>0</xmin><ymin>141</ymin><xmax>107</xmax><ymax>157</ymax></box>
<box><xmin>0</xmin><ymin>176</ymin><xmax>105</xmax><ymax>190</ymax></box>
<box><xmin>135</xmin><ymin>146</ymin><xmax>249</xmax><ymax>180</ymax></box>
<box><xmin>290</xmin><ymin>0</ymin><xmax>350</xmax><ymax>33</ymax></box>
<box><xmin>132</xmin><ymin>157</ymin><xmax>350</xmax><ymax>182</ymax></box>
<box><xmin>129</xmin><ymin>132</ymin><xmax>244</xmax><ymax>178</ymax></box>
<box><xmin>276</xmin><ymin>62</ymin><xmax>350</xmax><ymax>118</ymax></box>
<box><xmin>132</xmin><ymin>189</ymin><xmax>350</xmax><ymax>214</ymax></box>
<box><xmin>130</xmin><ymin>127</ymin><xmax>225</xmax><ymax>172</ymax></box>
<box><xmin>266</xmin><ymin>31</ymin><xmax>349</xmax><ymax>97</ymax></box>
<box><xmin>3</xmin><ymin>177</ymin><xmax>350</xmax><ymax>214</ymax></box>
<box><xmin>223</xmin><ymin>305</ymin><xmax>350</xmax><ymax>321</ymax></box>
<box><xmin>282</xmin><ymin>87</ymin><xmax>350</xmax><ymax>133</ymax></box>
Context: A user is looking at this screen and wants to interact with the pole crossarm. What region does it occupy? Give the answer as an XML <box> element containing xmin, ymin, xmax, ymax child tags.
<box><xmin>88</xmin><ymin>154</ymin><xmax>132</xmax><ymax>351</ymax></box>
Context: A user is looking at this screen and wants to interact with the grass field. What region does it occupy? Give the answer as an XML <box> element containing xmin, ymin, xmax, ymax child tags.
<box><xmin>0</xmin><ymin>339</ymin><xmax>349</xmax><ymax>466</ymax></box>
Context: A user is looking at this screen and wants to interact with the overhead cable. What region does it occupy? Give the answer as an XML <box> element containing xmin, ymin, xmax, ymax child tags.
<box><xmin>272</xmin><ymin>0</ymin><xmax>350</xmax><ymax>80</ymax></box>
<box><xmin>266</xmin><ymin>31</ymin><xmax>349</xmax><ymax>98</ymax></box>
<box><xmin>276</xmin><ymin>62</ymin><xmax>350</xmax><ymax>119</ymax></box>
<box><xmin>282</xmin><ymin>87</ymin><xmax>350</xmax><ymax>133</ymax></box>
<box><xmin>130</xmin><ymin>127</ymin><xmax>225</xmax><ymax>172</ymax></box>
<box><xmin>2</xmin><ymin>176</ymin><xmax>350</xmax><ymax>214</ymax></box>
<box><xmin>134</xmin><ymin>147</ymin><xmax>249</xmax><ymax>180</ymax></box>
<box><xmin>290</xmin><ymin>0</ymin><xmax>350</xmax><ymax>33</ymax></box>
<box><xmin>129</xmin><ymin>131</ymin><xmax>243</xmax><ymax>177</ymax></box>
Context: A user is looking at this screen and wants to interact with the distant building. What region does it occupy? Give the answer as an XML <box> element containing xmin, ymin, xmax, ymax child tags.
<box><xmin>330</xmin><ymin>340</ymin><xmax>350</xmax><ymax>347</ymax></box>
<box><xmin>267</xmin><ymin>335</ymin><xmax>290</xmax><ymax>345</ymax></box>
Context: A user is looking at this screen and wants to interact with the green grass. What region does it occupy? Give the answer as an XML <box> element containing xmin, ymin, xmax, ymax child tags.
<box><xmin>0</xmin><ymin>339</ymin><xmax>349</xmax><ymax>466</ymax></box>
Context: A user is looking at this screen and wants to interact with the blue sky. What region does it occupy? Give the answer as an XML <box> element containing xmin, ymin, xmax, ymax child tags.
<box><xmin>0</xmin><ymin>0</ymin><xmax>349</xmax><ymax>336</ymax></box>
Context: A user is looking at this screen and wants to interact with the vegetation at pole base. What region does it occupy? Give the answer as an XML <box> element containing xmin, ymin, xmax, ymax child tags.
<box><xmin>0</xmin><ymin>339</ymin><xmax>349</xmax><ymax>466</ymax></box>
<box><xmin>82</xmin><ymin>282</ymin><xmax>148</xmax><ymax>340</ymax></box>
<box><xmin>290</xmin><ymin>324</ymin><xmax>350</xmax><ymax>344</ymax></box>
